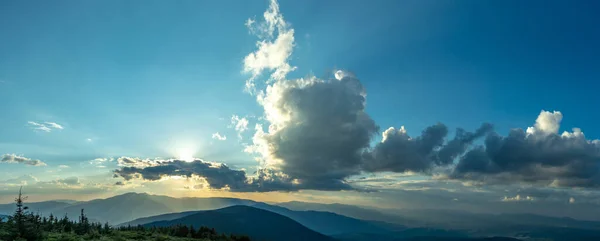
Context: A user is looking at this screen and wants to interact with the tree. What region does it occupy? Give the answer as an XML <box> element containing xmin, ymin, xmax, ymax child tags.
<box><xmin>76</xmin><ymin>208</ymin><xmax>91</xmax><ymax>234</ymax></box>
<box><xmin>13</xmin><ymin>186</ymin><xmax>28</xmax><ymax>238</ymax></box>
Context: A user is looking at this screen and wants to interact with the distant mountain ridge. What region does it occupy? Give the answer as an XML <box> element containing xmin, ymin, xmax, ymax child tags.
<box><xmin>123</xmin><ymin>201</ymin><xmax>395</xmax><ymax>236</ymax></box>
<box><xmin>2</xmin><ymin>193</ymin><xmax>599</xmax><ymax>241</ymax></box>
<box><xmin>0</xmin><ymin>193</ymin><xmax>258</xmax><ymax>225</ymax></box>
<box><xmin>144</xmin><ymin>205</ymin><xmax>336</xmax><ymax>241</ymax></box>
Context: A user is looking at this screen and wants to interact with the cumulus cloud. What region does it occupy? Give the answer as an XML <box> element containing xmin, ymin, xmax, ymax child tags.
<box><xmin>116</xmin><ymin>156</ymin><xmax>159</xmax><ymax>168</ymax></box>
<box><xmin>363</xmin><ymin>123</ymin><xmax>493</xmax><ymax>173</ymax></box>
<box><xmin>27</xmin><ymin>121</ymin><xmax>63</xmax><ymax>132</ymax></box>
<box><xmin>211</xmin><ymin>132</ymin><xmax>227</xmax><ymax>141</ymax></box>
<box><xmin>364</xmin><ymin>124</ymin><xmax>448</xmax><ymax>173</ymax></box>
<box><xmin>526</xmin><ymin>110</ymin><xmax>562</xmax><ymax>135</ymax></box>
<box><xmin>1</xmin><ymin>154</ymin><xmax>47</xmax><ymax>166</ymax></box>
<box><xmin>242</xmin><ymin>0</ymin><xmax>380</xmax><ymax>191</ymax></box>
<box><xmin>243</xmin><ymin>0</ymin><xmax>296</xmax><ymax>93</ymax></box>
<box><xmin>450</xmin><ymin>110</ymin><xmax>600</xmax><ymax>188</ymax></box>
<box><xmin>246</xmin><ymin>74</ymin><xmax>379</xmax><ymax>190</ymax></box>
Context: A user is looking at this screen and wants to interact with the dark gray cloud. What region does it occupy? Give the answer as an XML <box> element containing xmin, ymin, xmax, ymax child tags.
<box><xmin>450</xmin><ymin>126</ymin><xmax>600</xmax><ymax>188</ymax></box>
<box><xmin>363</xmin><ymin>123</ymin><xmax>492</xmax><ymax>173</ymax></box>
<box><xmin>114</xmin><ymin>159</ymin><xmax>248</xmax><ymax>190</ymax></box>
<box><xmin>363</xmin><ymin>124</ymin><xmax>448</xmax><ymax>173</ymax></box>
<box><xmin>437</xmin><ymin>123</ymin><xmax>494</xmax><ymax>165</ymax></box>
<box><xmin>113</xmin><ymin>158</ymin><xmax>303</xmax><ymax>192</ymax></box>
<box><xmin>248</xmin><ymin>73</ymin><xmax>378</xmax><ymax>191</ymax></box>
<box><xmin>1</xmin><ymin>154</ymin><xmax>47</xmax><ymax>166</ymax></box>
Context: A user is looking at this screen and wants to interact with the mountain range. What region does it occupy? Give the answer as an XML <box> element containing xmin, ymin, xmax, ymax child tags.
<box><xmin>2</xmin><ymin>192</ymin><xmax>600</xmax><ymax>241</ymax></box>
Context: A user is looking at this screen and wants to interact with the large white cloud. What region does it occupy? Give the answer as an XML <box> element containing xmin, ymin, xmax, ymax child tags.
<box><xmin>247</xmin><ymin>74</ymin><xmax>379</xmax><ymax>190</ymax></box>
<box><xmin>243</xmin><ymin>0</ymin><xmax>296</xmax><ymax>94</ymax></box>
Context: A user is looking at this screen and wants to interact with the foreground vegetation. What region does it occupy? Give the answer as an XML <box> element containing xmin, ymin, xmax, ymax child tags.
<box><xmin>0</xmin><ymin>189</ymin><xmax>251</xmax><ymax>241</ymax></box>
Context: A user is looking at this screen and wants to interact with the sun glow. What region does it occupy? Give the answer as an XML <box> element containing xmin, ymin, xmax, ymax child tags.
<box><xmin>176</xmin><ymin>147</ymin><xmax>196</xmax><ymax>162</ymax></box>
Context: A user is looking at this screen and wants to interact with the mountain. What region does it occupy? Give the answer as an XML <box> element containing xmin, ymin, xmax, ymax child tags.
<box><xmin>119</xmin><ymin>210</ymin><xmax>201</xmax><ymax>227</ymax></box>
<box><xmin>278</xmin><ymin>201</ymin><xmax>419</xmax><ymax>228</ymax></box>
<box><xmin>0</xmin><ymin>201</ymin><xmax>71</xmax><ymax>216</ymax></box>
<box><xmin>397</xmin><ymin>238</ymin><xmax>521</xmax><ymax>241</ymax></box>
<box><xmin>251</xmin><ymin>202</ymin><xmax>393</xmax><ymax>235</ymax></box>
<box><xmin>124</xmin><ymin>202</ymin><xmax>394</xmax><ymax>236</ymax></box>
<box><xmin>280</xmin><ymin>201</ymin><xmax>600</xmax><ymax>231</ymax></box>
<box><xmin>145</xmin><ymin>205</ymin><xmax>336</xmax><ymax>241</ymax></box>
<box><xmin>61</xmin><ymin>193</ymin><xmax>173</xmax><ymax>224</ymax></box>
<box><xmin>0</xmin><ymin>214</ymin><xmax>7</xmax><ymax>221</ymax></box>
<box><xmin>1</xmin><ymin>193</ymin><xmax>258</xmax><ymax>225</ymax></box>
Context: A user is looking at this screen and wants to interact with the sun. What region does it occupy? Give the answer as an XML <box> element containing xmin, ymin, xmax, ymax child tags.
<box><xmin>176</xmin><ymin>148</ymin><xmax>195</xmax><ymax>162</ymax></box>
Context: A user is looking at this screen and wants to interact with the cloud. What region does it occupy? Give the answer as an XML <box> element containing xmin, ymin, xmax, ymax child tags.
<box><xmin>362</xmin><ymin>123</ymin><xmax>493</xmax><ymax>173</ymax></box>
<box><xmin>526</xmin><ymin>110</ymin><xmax>562</xmax><ymax>135</ymax></box>
<box><xmin>238</xmin><ymin>1</ymin><xmax>600</xmax><ymax>193</ymax></box>
<box><xmin>27</xmin><ymin>121</ymin><xmax>63</xmax><ymax>132</ymax></box>
<box><xmin>450</xmin><ymin>110</ymin><xmax>600</xmax><ymax>188</ymax></box>
<box><xmin>502</xmin><ymin>194</ymin><xmax>535</xmax><ymax>202</ymax></box>
<box><xmin>1</xmin><ymin>154</ymin><xmax>47</xmax><ymax>166</ymax></box>
<box><xmin>58</xmin><ymin>165</ymin><xmax>70</xmax><ymax>169</ymax></box>
<box><xmin>112</xmin><ymin>158</ymin><xmax>300</xmax><ymax>192</ymax></box>
<box><xmin>116</xmin><ymin>156</ymin><xmax>159</xmax><ymax>168</ymax></box>
<box><xmin>47</xmin><ymin>177</ymin><xmax>80</xmax><ymax>186</ymax></box>
<box><xmin>363</xmin><ymin>124</ymin><xmax>448</xmax><ymax>173</ymax></box>
<box><xmin>89</xmin><ymin>157</ymin><xmax>113</xmax><ymax>166</ymax></box>
<box><xmin>231</xmin><ymin>115</ymin><xmax>249</xmax><ymax>138</ymax></box>
<box><xmin>211</xmin><ymin>132</ymin><xmax>227</xmax><ymax>141</ymax></box>
<box><xmin>246</xmin><ymin>74</ymin><xmax>379</xmax><ymax>191</ymax></box>
<box><xmin>243</xmin><ymin>0</ymin><xmax>296</xmax><ymax>93</ymax></box>
<box><xmin>3</xmin><ymin>175</ymin><xmax>39</xmax><ymax>186</ymax></box>
<box><xmin>27</xmin><ymin>121</ymin><xmax>51</xmax><ymax>132</ymax></box>
<box><xmin>44</xmin><ymin>122</ymin><xmax>64</xmax><ymax>130</ymax></box>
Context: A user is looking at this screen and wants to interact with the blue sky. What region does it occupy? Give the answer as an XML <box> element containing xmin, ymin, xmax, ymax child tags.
<box><xmin>1</xmin><ymin>0</ymin><xmax>600</xmax><ymax>218</ymax></box>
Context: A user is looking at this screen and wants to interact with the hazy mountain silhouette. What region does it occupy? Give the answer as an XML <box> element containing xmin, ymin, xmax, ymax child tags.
<box><xmin>279</xmin><ymin>201</ymin><xmax>420</xmax><ymax>227</ymax></box>
<box><xmin>397</xmin><ymin>238</ymin><xmax>521</xmax><ymax>241</ymax></box>
<box><xmin>280</xmin><ymin>201</ymin><xmax>600</xmax><ymax>231</ymax></box>
<box><xmin>0</xmin><ymin>200</ymin><xmax>72</xmax><ymax>216</ymax></box>
<box><xmin>2</xmin><ymin>193</ymin><xmax>598</xmax><ymax>241</ymax></box>
<box><xmin>145</xmin><ymin>205</ymin><xmax>336</xmax><ymax>241</ymax></box>
<box><xmin>119</xmin><ymin>210</ymin><xmax>201</xmax><ymax>227</ymax></box>
<box><xmin>0</xmin><ymin>193</ymin><xmax>257</xmax><ymax>224</ymax></box>
<box><xmin>251</xmin><ymin>202</ymin><xmax>394</xmax><ymax>235</ymax></box>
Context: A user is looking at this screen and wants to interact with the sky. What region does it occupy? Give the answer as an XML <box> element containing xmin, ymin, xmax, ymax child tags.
<box><xmin>1</xmin><ymin>0</ymin><xmax>600</xmax><ymax>220</ymax></box>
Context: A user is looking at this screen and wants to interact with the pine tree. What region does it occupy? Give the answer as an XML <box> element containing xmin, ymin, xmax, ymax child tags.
<box><xmin>13</xmin><ymin>187</ymin><xmax>28</xmax><ymax>238</ymax></box>
<box><xmin>103</xmin><ymin>222</ymin><xmax>111</xmax><ymax>234</ymax></box>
